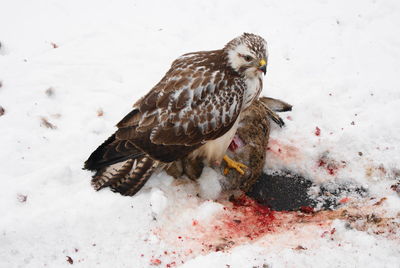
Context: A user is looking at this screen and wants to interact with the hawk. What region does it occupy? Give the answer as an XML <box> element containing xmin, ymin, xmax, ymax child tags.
<box><xmin>84</xmin><ymin>33</ymin><xmax>268</xmax><ymax>196</ymax></box>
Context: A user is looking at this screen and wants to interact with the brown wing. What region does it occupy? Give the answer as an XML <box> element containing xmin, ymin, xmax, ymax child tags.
<box><xmin>114</xmin><ymin>51</ymin><xmax>245</xmax><ymax>162</ymax></box>
<box><xmin>84</xmin><ymin>131</ymin><xmax>144</xmax><ymax>171</ymax></box>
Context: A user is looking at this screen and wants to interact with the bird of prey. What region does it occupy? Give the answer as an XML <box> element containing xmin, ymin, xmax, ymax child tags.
<box><xmin>166</xmin><ymin>97</ymin><xmax>292</xmax><ymax>192</ymax></box>
<box><xmin>84</xmin><ymin>33</ymin><xmax>268</xmax><ymax>196</ymax></box>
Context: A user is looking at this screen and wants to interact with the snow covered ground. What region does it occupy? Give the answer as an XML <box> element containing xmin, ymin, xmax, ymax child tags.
<box><xmin>1</xmin><ymin>0</ymin><xmax>400</xmax><ymax>267</ymax></box>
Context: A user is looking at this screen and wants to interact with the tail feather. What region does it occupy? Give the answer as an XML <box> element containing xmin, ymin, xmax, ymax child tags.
<box><xmin>85</xmin><ymin>131</ymin><xmax>160</xmax><ymax>196</ymax></box>
<box><xmin>89</xmin><ymin>154</ymin><xmax>159</xmax><ymax>196</ymax></box>
<box><xmin>111</xmin><ymin>156</ymin><xmax>159</xmax><ymax>196</ymax></box>
<box><xmin>91</xmin><ymin>159</ymin><xmax>135</xmax><ymax>190</ymax></box>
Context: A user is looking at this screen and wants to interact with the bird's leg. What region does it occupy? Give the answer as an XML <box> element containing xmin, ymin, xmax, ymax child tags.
<box><xmin>223</xmin><ymin>155</ymin><xmax>247</xmax><ymax>175</ymax></box>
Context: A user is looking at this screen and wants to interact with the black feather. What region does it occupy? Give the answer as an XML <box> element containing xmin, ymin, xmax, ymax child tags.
<box><xmin>84</xmin><ymin>134</ymin><xmax>144</xmax><ymax>171</ymax></box>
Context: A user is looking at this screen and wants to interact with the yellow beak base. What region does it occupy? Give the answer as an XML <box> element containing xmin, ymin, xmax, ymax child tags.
<box><xmin>258</xmin><ymin>59</ymin><xmax>267</xmax><ymax>75</ymax></box>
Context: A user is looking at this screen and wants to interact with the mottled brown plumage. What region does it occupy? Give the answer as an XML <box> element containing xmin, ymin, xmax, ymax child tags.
<box><xmin>84</xmin><ymin>33</ymin><xmax>269</xmax><ymax>196</ymax></box>
<box><xmin>222</xmin><ymin>97</ymin><xmax>292</xmax><ymax>191</ymax></box>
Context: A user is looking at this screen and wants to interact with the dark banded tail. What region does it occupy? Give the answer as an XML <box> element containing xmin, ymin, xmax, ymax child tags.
<box><xmin>91</xmin><ymin>156</ymin><xmax>159</xmax><ymax>196</ymax></box>
<box><xmin>111</xmin><ymin>156</ymin><xmax>159</xmax><ymax>196</ymax></box>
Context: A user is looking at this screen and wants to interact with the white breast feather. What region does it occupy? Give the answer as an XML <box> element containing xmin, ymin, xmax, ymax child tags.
<box><xmin>243</xmin><ymin>77</ymin><xmax>261</xmax><ymax>109</ymax></box>
<box><xmin>191</xmin><ymin>119</ymin><xmax>240</xmax><ymax>163</ymax></box>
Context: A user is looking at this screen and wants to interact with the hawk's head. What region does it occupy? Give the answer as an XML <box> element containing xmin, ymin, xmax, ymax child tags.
<box><xmin>224</xmin><ymin>33</ymin><xmax>268</xmax><ymax>78</ymax></box>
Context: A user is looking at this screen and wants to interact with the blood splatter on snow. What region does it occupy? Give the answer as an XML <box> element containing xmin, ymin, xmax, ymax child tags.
<box><xmin>315</xmin><ymin>127</ymin><xmax>321</xmax><ymax>136</ymax></box>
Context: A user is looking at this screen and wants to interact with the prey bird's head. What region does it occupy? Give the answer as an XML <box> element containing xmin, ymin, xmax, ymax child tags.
<box><xmin>224</xmin><ymin>33</ymin><xmax>268</xmax><ymax>78</ymax></box>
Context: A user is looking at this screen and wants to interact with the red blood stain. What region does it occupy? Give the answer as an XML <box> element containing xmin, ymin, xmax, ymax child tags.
<box><xmin>155</xmin><ymin>199</ymin><xmax>387</xmax><ymax>262</ymax></box>
<box><xmin>317</xmin><ymin>155</ymin><xmax>345</xmax><ymax>176</ymax></box>
<box><xmin>300</xmin><ymin>206</ymin><xmax>314</xmax><ymax>214</ymax></box>
<box><xmin>286</xmin><ymin>115</ymin><xmax>293</xmax><ymax>121</ymax></box>
<box><xmin>321</xmin><ymin>230</ymin><xmax>330</xmax><ymax>238</ymax></box>
<box><xmin>217</xmin><ymin>195</ymin><xmax>275</xmax><ymax>241</ymax></box>
<box><xmin>327</xmin><ymin>167</ymin><xmax>335</xmax><ymax>175</ymax></box>
<box><xmin>266</xmin><ymin>139</ymin><xmax>300</xmax><ymax>163</ymax></box>
<box><xmin>339</xmin><ymin>197</ymin><xmax>351</xmax><ymax>204</ymax></box>
<box><xmin>321</xmin><ymin>228</ymin><xmax>337</xmax><ymax>238</ymax></box>
<box><xmin>315</xmin><ymin>127</ymin><xmax>321</xmax><ymax>136</ymax></box>
<box><xmin>192</xmin><ymin>220</ymin><xmax>198</xmax><ymax>226</ymax></box>
<box><xmin>228</xmin><ymin>135</ymin><xmax>244</xmax><ymax>152</ymax></box>
<box><xmin>150</xmin><ymin>258</ymin><xmax>161</xmax><ymax>266</ymax></box>
<box><xmin>154</xmin><ymin>194</ymin><xmax>400</xmax><ymax>266</ymax></box>
<box><xmin>228</xmin><ymin>140</ymin><xmax>239</xmax><ymax>151</ymax></box>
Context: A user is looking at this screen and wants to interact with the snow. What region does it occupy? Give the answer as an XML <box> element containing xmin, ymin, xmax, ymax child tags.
<box><xmin>1</xmin><ymin>0</ymin><xmax>400</xmax><ymax>267</ymax></box>
<box><xmin>198</xmin><ymin>167</ymin><xmax>223</xmax><ymax>200</ymax></box>
<box><xmin>150</xmin><ymin>188</ymin><xmax>169</xmax><ymax>216</ymax></box>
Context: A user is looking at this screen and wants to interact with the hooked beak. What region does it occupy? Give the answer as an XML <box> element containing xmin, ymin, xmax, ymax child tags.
<box><xmin>258</xmin><ymin>59</ymin><xmax>267</xmax><ymax>75</ymax></box>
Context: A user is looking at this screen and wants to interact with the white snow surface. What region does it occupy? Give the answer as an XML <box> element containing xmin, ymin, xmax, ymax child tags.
<box><xmin>198</xmin><ymin>167</ymin><xmax>223</xmax><ymax>200</ymax></box>
<box><xmin>1</xmin><ymin>0</ymin><xmax>400</xmax><ymax>267</ymax></box>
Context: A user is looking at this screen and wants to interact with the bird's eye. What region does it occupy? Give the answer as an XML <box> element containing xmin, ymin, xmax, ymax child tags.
<box><xmin>244</xmin><ymin>55</ymin><xmax>253</xmax><ymax>62</ymax></box>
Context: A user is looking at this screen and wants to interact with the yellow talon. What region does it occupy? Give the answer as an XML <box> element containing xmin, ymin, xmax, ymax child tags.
<box><xmin>223</xmin><ymin>155</ymin><xmax>247</xmax><ymax>175</ymax></box>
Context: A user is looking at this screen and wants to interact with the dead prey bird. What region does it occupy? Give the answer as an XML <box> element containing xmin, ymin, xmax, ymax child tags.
<box><xmin>166</xmin><ymin>97</ymin><xmax>292</xmax><ymax>192</ymax></box>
